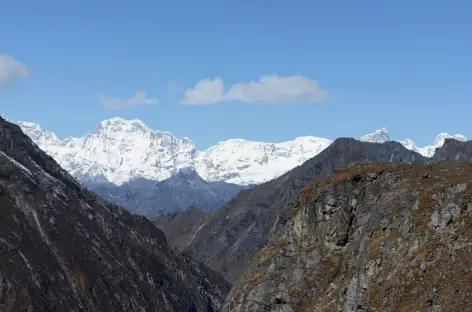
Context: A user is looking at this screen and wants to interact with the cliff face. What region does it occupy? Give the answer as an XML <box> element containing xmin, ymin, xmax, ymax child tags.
<box><xmin>0</xmin><ymin>116</ymin><xmax>230</xmax><ymax>311</ymax></box>
<box><xmin>224</xmin><ymin>163</ymin><xmax>472</xmax><ymax>312</ymax></box>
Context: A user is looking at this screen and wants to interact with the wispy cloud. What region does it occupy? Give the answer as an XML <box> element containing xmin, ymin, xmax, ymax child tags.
<box><xmin>167</xmin><ymin>82</ymin><xmax>184</xmax><ymax>91</ymax></box>
<box><xmin>0</xmin><ymin>54</ymin><xmax>29</xmax><ymax>87</ymax></box>
<box><xmin>179</xmin><ymin>78</ymin><xmax>224</xmax><ymax>105</ymax></box>
<box><xmin>179</xmin><ymin>75</ymin><xmax>327</xmax><ymax>105</ymax></box>
<box><xmin>99</xmin><ymin>91</ymin><xmax>158</xmax><ymax>110</ymax></box>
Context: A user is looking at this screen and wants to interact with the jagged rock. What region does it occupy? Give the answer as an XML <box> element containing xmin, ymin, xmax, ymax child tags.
<box><xmin>223</xmin><ymin>163</ymin><xmax>472</xmax><ymax>311</ymax></box>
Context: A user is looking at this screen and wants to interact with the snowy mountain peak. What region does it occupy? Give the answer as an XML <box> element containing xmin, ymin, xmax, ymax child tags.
<box><xmin>15</xmin><ymin>121</ymin><xmax>61</xmax><ymax>147</ymax></box>
<box><xmin>16</xmin><ymin>117</ymin><xmax>468</xmax><ymax>186</ymax></box>
<box><xmin>17</xmin><ymin>118</ymin><xmax>197</xmax><ymax>185</ymax></box>
<box><xmin>398</xmin><ymin>138</ymin><xmax>417</xmax><ymax>151</ymax></box>
<box><xmin>95</xmin><ymin>117</ymin><xmax>151</xmax><ymax>136</ymax></box>
<box><xmin>398</xmin><ymin>133</ymin><xmax>468</xmax><ymax>158</ymax></box>
<box><xmin>359</xmin><ymin>128</ymin><xmax>390</xmax><ymax>143</ymax></box>
<box><xmin>434</xmin><ymin>133</ymin><xmax>467</xmax><ymax>147</ymax></box>
<box><xmin>195</xmin><ymin>136</ymin><xmax>333</xmax><ymax>185</ymax></box>
<box><xmin>16</xmin><ymin>117</ymin><xmax>333</xmax><ymax>186</ymax></box>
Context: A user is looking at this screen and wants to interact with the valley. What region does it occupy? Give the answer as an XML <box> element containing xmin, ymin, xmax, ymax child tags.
<box><xmin>2</xmin><ymin>114</ymin><xmax>472</xmax><ymax>311</ymax></box>
<box><xmin>2</xmin><ymin>4</ymin><xmax>470</xmax><ymax>309</ymax></box>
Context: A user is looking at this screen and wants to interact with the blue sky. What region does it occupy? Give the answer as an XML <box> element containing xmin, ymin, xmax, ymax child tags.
<box><xmin>1</xmin><ymin>0</ymin><xmax>471</xmax><ymax>149</ymax></box>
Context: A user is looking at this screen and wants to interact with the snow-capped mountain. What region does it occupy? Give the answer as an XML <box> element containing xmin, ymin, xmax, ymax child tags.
<box><xmin>17</xmin><ymin>118</ymin><xmax>467</xmax><ymax>186</ymax></box>
<box><xmin>359</xmin><ymin>127</ymin><xmax>390</xmax><ymax>143</ymax></box>
<box><xmin>398</xmin><ymin>133</ymin><xmax>467</xmax><ymax>157</ymax></box>
<box><xmin>17</xmin><ymin>118</ymin><xmax>196</xmax><ymax>185</ymax></box>
<box><xmin>195</xmin><ymin>136</ymin><xmax>333</xmax><ymax>185</ymax></box>
<box><xmin>16</xmin><ymin>118</ymin><xmax>332</xmax><ymax>185</ymax></box>
<box><xmin>360</xmin><ymin>128</ymin><xmax>468</xmax><ymax>157</ymax></box>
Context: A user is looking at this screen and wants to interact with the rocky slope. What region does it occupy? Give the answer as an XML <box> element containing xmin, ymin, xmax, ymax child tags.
<box><xmin>87</xmin><ymin>168</ymin><xmax>246</xmax><ymax>217</ymax></box>
<box><xmin>0</xmin><ymin>116</ymin><xmax>230</xmax><ymax>311</ymax></box>
<box><xmin>224</xmin><ymin>163</ymin><xmax>472</xmax><ymax>312</ymax></box>
<box><xmin>152</xmin><ymin>206</ymin><xmax>215</xmax><ymax>249</ymax></box>
<box><xmin>185</xmin><ymin>139</ymin><xmax>427</xmax><ymax>282</ymax></box>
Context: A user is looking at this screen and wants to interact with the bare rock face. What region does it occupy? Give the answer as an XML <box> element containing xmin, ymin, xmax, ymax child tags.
<box><xmin>224</xmin><ymin>163</ymin><xmax>472</xmax><ymax>312</ymax></box>
<box><xmin>0</xmin><ymin>116</ymin><xmax>230</xmax><ymax>311</ymax></box>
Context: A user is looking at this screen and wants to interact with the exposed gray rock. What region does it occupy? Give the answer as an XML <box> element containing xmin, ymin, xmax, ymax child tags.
<box><xmin>432</xmin><ymin>139</ymin><xmax>472</xmax><ymax>163</ymax></box>
<box><xmin>224</xmin><ymin>163</ymin><xmax>472</xmax><ymax>311</ymax></box>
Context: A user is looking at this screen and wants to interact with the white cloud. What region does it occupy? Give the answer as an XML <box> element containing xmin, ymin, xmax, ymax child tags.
<box><xmin>99</xmin><ymin>91</ymin><xmax>158</xmax><ymax>110</ymax></box>
<box><xmin>179</xmin><ymin>78</ymin><xmax>224</xmax><ymax>105</ymax></box>
<box><xmin>179</xmin><ymin>75</ymin><xmax>327</xmax><ymax>105</ymax></box>
<box><xmin>0</xmin><ymin>54</ymin><xmax>29</xmax><ymax>86</ymax></box>
<box><xmin>226</xmin><ymin>74</ymin><xmax>327</xmax><ymax>104</ymax></box>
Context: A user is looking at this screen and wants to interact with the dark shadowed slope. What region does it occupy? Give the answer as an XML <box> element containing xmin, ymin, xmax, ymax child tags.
<box><xmin>152</xmin><ymin>205</ymin><xmax>215</xmax><ymax>248</ymax></box>
<box><xmin>89</xmin><ymin>168</ymin><xmax>246</xmax><ymax>217</ymax></box>
<box><xmin>0</xmin><ymin>116</ymin><xmax>230</xmax><ymax>312</ymax></box>
<box><xmin>185</xmin><ymin>138</ymin><xmax>427</xmax><ymax>282</ymax></box>
<box><xmin>224</xmin><ymin>163</ymin><xmax>472</xmax><ymax>311</ymax></box>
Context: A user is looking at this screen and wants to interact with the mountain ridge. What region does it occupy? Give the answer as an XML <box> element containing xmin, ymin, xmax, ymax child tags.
<box><xmin>89</xmin><ymin>168</ymin><xmax>247</xmax><ymax>217</ymax></box>
<box><xmin>16</xmin><ymin>118</ymin><xmax>467</xmax><ymax>187</ymax></box>
<box><xmin>184</xmin><ymin>138</ymin><xmax>428</xmax><ymax>282</ymax></box>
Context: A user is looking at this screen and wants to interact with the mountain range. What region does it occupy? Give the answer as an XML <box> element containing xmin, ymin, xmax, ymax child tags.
<box><xmin>3</xmin><ymin>112</ymin><xmax>472</xmax><ymax>311</ymax></box>
<box><xmin>182</xmin><ymin>138</ymin><xmax>429</xmax><ymax>282</ymax></box>
<box><xmin>156</xmin><ymin>136</ymin><xmax>472</xmax><ymax>284</ymax></box>
<box><xmin>16</xmin><ymin>118</ymin><xmax>331</xmax><ymax>186</ymax></box>
<box><xmin>16</xmin><ymin>118</ymin><xmax>467</xmax><ymax>187</ymax></box>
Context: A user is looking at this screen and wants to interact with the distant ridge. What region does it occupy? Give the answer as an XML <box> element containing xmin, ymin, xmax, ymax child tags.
<box><xmin>16</xmin><ymin>118</ymin><xmax>467</xmax><ymax>186</ymax></box>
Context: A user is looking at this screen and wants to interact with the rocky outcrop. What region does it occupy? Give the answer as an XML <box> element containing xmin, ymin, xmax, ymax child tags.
<box><xmin>0</xmin><ymin>116</ymin><xmax>230</xmax><ymax>311</ymax></box>
<box><xmin>185</xmin><ymin>139</ymin><xmax>427</xmax><ymax>282</ymax></box>
<box><xmin>224</xmin><ymin>163</ymin><xmax>472</xmax><ymax>311</ymax></box>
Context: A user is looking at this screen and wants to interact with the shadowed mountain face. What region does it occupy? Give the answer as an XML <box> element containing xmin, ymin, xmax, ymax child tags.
<box><xmin>224</xmin><ymin>163</ymin><xmax>472</xmax><ymax>311</ymax></box>
<box><xmin>0</xmin><ymin>116</ymin><xmax>230</xmax><ymax>312</ymax></box>
<box><xmin>432</xmin><ymin>138</ymin><xmax>472</xmax><ymax>163</ymax></box>
<box><xmin>152</xmin><ymin>206</ymin><xmax>215</xmax><ymax>249</ymax></box>
<box><xmin>184</xmin><ymin>138</ymin><xmax>428</xmax><ymax>282</ymax></box>
<box><xmin>88</xmin><ymin>168</ymin><xmax>246</xmax><ymax>217</ymax></box>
